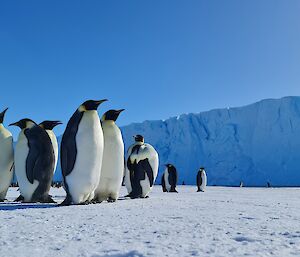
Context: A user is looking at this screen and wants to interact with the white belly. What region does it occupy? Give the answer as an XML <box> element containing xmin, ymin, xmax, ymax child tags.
<box><xmin>66</xmin><ymin>111</ymin><xmax>104</xmax><ymax>204</ymax></box>
<box><xmin>46</xmin><ymin>130</ymin><xmax>58</xmax><ymax>175</ymax></box>
<box><xmin>14</xmin><ymin>131</ymin><xmax>39</xmax><ymax>201</ymax></box>
<box><xmin>0</xmin><ymin>126</ymin><xmax>14</xmax><ymax>199</ymax></box>
<box><xmin>200</xmin><ymin>172</ymin><xmax>207</xmax><ymax>191</ymax></box>
<box><xmin>124</xmin><ymin>166</ymin><xmax>132</xmax><ymax>194</ymax></box>
<box><xmin>164</xmin><ymin>169</ymin><xmax>171</xmax><ymax>192</ymax></box>
<box><xmin>94</xmin><ymin>122</ymin><xmax>124</xmax><ymax>200</ymax></box>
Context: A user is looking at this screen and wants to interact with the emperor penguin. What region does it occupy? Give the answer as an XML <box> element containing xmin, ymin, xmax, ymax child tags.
<box><xmin>196</xmin><ymin>167</ymin><xmax>207</xmax><ymax>192</ymax></box>
<box><xmin>60</xmin><ymin>99</ymin><xmax>107</xmax><ymax>205</ymax></box>
<box><xmin>162</xmin><ymin>164</ymin><xmax>178</xmax><ymax>193</ymax></box>
<box><xmin>10</xmin><ymin>119</ymin><xmax>55</xmax><ymax>202</ymax></box>
<box><xmin>39</xmin><ymin>120</ymin><xmax>62</xmax><ymax>175</ymax></box>
<box><xmin>94</xmin><ymin>109</ymin><xmax>125</xmax><ymax>203</ymax></box>
<box><xmin>125</xmin><ymin>135</ymin><xmax>159</xmax><ymax>199</ymax></box>
<box><xmin>0</xmin><ymin>108</ymin><xmax>14</xmax><ymax>201</ymax></box>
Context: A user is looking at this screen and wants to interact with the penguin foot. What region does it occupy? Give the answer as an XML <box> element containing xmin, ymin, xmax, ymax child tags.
<box><xmin>130</xmin><ymin>194</ymin><xmax>141</xmax><ymax>199</ymax></box>
<box><xmin>59</xmin><ymin>196</ymin><xmax>72</xmax><ymax>206</ymax></box>
<box><xmin>90</xmin><ymin>199</ymin><xmax>102</xmax><ymax>204</ymax></box>
<box><xmin>78</xmin><ymin>200</ymin><xmax>90</xmax><ymax>205</ymax></box>
<box><xmin>59</xmin><ymin>201</ymin><xmax>70</xmax><ymax>206</ymax></box>
<box><xmin>107</xmin><ymin>197</ymin><xmax>116</xmax><ymax>203</ymax></box>
<box><xmin>30</xmin><ymin>195</ymin><xmax>57</xmax><ymax>204</ymax></box>
<box><xmin>14</xmin><ymin>195</ymin><xmax>24</xmax><ymax>202</ymax></box>
<box><xmin>42</xmin><ymin>195</ymin><xmax>57</xmax><ymax>204</ymax></box>
<box><xmin>140</xmin><ymin>195</ymin><xmax>149</xmax><ymax>199</ymax></box>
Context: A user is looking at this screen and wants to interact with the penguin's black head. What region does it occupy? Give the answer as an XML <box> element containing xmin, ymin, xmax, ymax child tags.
<box><xmin>9</xmin><ymin>118</ymin><xmax>36</xmax><ymax>129</ymax></box>
<box><xmin>79</xmin><ymin>99</ymin><xmax>108</xmax><ymax>112</ymax></box>
<box><xmin>134</xmin><ymin>134</ymin><xmax>144</xmax><ymax>143</ymax></box>
<box><xmin>102</xmin><ymin>109</ymin><xmax>125</xmax><ymax>122</ymax></box>
<box><xmin>199</xmin><ymin>167</ymin><xmax>205</xmax><ymax>171</ymax></box>
<box><xmin>165</xmin><ymin>164</ymin><xmax>173</xmax><ymax>168</ymax></box>
<box><xmin>0</xmin><ymin>108</ymin><xmax>8</xmax><ymax>124</ymax></box>
<box><xmin>39</xmin><ymin>120</ymin><xmax>62</xmax><ymax>130</ymax></box>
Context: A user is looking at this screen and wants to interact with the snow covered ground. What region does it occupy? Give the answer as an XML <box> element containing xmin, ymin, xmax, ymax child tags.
<box><xmin>0</xmin><ymin>186</ymin><xmax>300</xmax><ymax>257</ymax></box>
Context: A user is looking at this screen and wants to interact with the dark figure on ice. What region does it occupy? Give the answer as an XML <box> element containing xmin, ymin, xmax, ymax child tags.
<box><xmin>162</xmin><ymin>164</ymin><xmax>178</xmax><ymax>193</ymax></box>
<box><xmin>196</xmin><ymin>167</ymin><xmax>207</xmax><ymax>192</ymax></box>
<box><xmin>161</xmin><ymin>173</ymin><xmax>167</xmax><ymax>192</ymax></box>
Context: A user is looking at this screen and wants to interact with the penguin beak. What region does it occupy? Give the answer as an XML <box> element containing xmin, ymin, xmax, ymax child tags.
<box><xmin>90</xmin><ymin>99</ymin><xmax>108</xmax><ymax>110</ymax></box>
<box><xmin>54</xmin><ymin>121</ymin><xmax>63</xmax><ymax>126</ymax></box>
<box><xmin>9</xmin><ymin>121</ymin><xmax>19</xmax><ymax>127</ymax></box>
<box><xmin>1</xmin><ymin>108</ymin><xmax>8</xmax><ymax>116</ymax></box>
<box><xmin>52</xmin><ymin>121</ymin><xmax>63</xmax><ymax>128</ymax></box>
<box><xmin>0</xmin><ymin>108</ymin><xmax>8</xmax><ymax>123</ymax></box>
<box><xmin>113</xmin><ymin>109</ymin><xmax>125</xmax><ymax>121</ymax></box>
<box><xmin>95</xmin><ymin>99</ymin><xmax>108</xmax><ymax>106</ymax></box>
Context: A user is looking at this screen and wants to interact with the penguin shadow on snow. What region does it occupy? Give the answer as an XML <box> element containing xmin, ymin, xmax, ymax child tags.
<box><xmin>94</xmin><ymin>250</ymin><xmax>145</xmax><ymax>257</ymax></box>
<box><xmin>0</xmin><ymin>202</ymin><xmax>58</xmax><ymax>211</ymax></box>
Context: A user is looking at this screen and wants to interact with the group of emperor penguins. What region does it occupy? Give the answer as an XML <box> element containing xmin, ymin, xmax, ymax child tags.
<box><xmin>0</xmin><ymin>100</ymin><xmax>207</xmax><ymax>205</ymax></box>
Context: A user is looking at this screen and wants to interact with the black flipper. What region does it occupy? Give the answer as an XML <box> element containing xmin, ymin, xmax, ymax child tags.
<box><xmin>60</xmin><ymin>110</ymin><xmax>83</xmax><ymax>202</ymax></box>
<box><xmin>196</xmin><ymin>171</ymin><xmax>202</xmax><ymax>192</ymax></box>
<box><xmin>161</xmin><ymin>174</ymin><xmax>167</xmax><ymax>192</ymax></box>
<box><xmin>141</xmin><ymin>158</ymin><xmax>154</xmax><ymax>187</ymax></box>
<box><xmin>129</xmin><ymin>161</ymin><xmax>145</xmax><ymax>198</ymax></box>
<box><xmin>60</xmin><ymin>110</ymin><xmax>83</xmax><ymax>177</ymax></box>
<box><xmin>25</xmin><ymin>129</ymin><xmax>40</xmax><ymax>184</ymax></box>
<box><xmin>168</xmin><ymin>166</ymin><xmax>178</xmax><ymax>192</ymax></box>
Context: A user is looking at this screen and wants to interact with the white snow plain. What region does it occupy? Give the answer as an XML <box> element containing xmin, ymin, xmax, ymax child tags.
<box><xmin>0</xmin><ymin>186</ymin><xmax>300</xmax><ymax>257</ymax></box>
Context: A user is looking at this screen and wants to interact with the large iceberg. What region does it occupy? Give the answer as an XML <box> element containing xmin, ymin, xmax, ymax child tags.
<box><xmin>54</xmin><ymin>96</ymin><xmax>300</xmax><ymax>186</ymax></box>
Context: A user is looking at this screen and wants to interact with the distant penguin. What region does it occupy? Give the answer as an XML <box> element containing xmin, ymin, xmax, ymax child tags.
<box><xmin>239</xmin><ymin>181</ymin><xmax>243</xmax><ymax>187</ymax></box>
<box><xmin>39</xmin><ymin>120</ymin><xmax>62</xmax><ymax>175</ymax></box>
<box><xmin>0</xmin><ymin>108</ymin><xmax>14</xmax><ymax>201</ymax></box>
<box><xmin>161</xmin><ymin>173</ymin><xmax>167</xmax><ymax>192</ymax></box>
<box><xmin>10</xmin><ymin>119</ymin><xmax>55</xmax><ymax>203</ymax></box>
<box><xmin>94</xmin><ymin>109</ymin><xmax>125</xmax><ymax>203</ymax></box>
<box><xmin>125</xmin><ymin>135</ymin><xmax>159</xmax><ymax>198</ymax></box>
<box><xmin>60</xmin><ymin>99</ymin><xmax>107</xmax><ymax>205</ymax></box>
<box><xmin>196</xmin><ymin>167</ymin><xmax>207</xmax><ymax>192</ymax></box>
<box><xmin>162</xmin><ymin>164</ymin><xmax>178</xmax><ymax>193</ymax></box>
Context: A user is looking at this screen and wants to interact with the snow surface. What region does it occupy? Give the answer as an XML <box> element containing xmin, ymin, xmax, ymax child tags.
<box><xmin>1</xmin><ymin>186</ymin><xmax>300</xmax><ymax>257</ymax></box>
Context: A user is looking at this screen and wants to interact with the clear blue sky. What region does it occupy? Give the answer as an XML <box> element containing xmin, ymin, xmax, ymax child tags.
<box><xmin>0</xmin><ymin>1</ymin><xmax>299</xmax><ymax>137</ymax></box>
